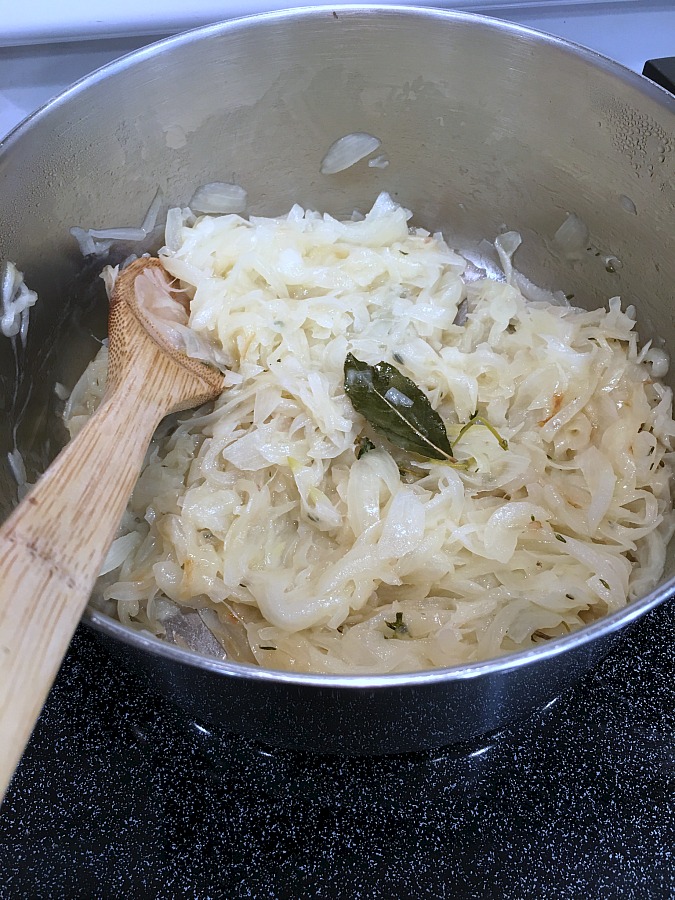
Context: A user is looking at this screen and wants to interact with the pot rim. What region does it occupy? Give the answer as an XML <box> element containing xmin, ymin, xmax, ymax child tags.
<box><xmin>84</xmin><ymin>573</ymin><xmax>675</xmax><ymax>688</ymax></box>
<box><xmin>8</xmin><ymin>3</ymin><xmax>675</xmax><ymax>689</ymax></box>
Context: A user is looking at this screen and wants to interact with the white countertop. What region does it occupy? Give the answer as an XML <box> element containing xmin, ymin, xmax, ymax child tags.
<box><xmin>0</xmin><ymin>0</ymin><xmax>635</xmax><ymax>46</ymax></box>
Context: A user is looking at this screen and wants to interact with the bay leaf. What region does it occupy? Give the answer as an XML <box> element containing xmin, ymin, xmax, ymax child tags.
<box><xmin>343</xmin><ymin>353</ymin><xmax>454</xmax><ymax>461</ymax></box>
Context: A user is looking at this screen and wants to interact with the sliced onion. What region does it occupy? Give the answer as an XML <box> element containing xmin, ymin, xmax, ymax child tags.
<box><xmin>320</xmin><ymin>132</ymin><xmax>381</xmax><ymax>175</ymax></box>
<box><xmin>141</xmin><ymin>188</ymin><xmax>163</xmax><ymax>233</ymax></box>
<box><xmin>552</xmin><ymin>213</ymin><xmax>589</xmax><ymax>256</ymax></box>
<box><xmin>120</xmin><ymin>253</ymin><xmax>140</xmax><ymax>270</ymax></box>
<box><xmin>494</xmin><ymin>231</ymin><xmax>521</xmax><ymax>285</ymax></box>
<box><xmin>495</xmin><ymin>232</ymin><xmax>567</xmax><ymax>306</ymax></box>
<box><xmin>70</xmin><ymin>226</ymin><xmax>101</xmax><ymax>256</ymax></box>
<box><xmin>100</xmin><ymin>264</ymin><xmax>119</xmax><ymax>299</ymax></box>
<box><xmin>189</xmin><ymin>182</ymin><xmax>247</xmax><ymax>215</ymax></box>
<box><xmin>99</xmin><ymin>533</ymin><xmax>141</xmax><ymax>576</ymax></box>
<box><xmin>133</xmin><ymin>266</ymin><xmax>229</xmax><ymax>371</ymax></box>
<box><xmin>378</xmin><ymin>489</ymin><xmax>425</xmax><ymax>558</ymax></box>
<box><xmin>512</xmin><ymin>270</ymin><xmax>568</xmax><ymax>306</ymax></box>
<box><xmin>645</xmin><ymin>347</ymin><xmax>670</xmax><ymax>379</ymax></box>
<box><xmin>1</xmin><ymin>261</ymin><xmax>38</xmax><ymax>340</ymax></box>
<box><xmin>384</xmin><ymin>387</ymin><xmax>413</xmax><ymax>408</ymax></box>
<box><xmin>164</xmin><ymin>207</ymin><xmax>186</xmax><ymax>251</ymax></box>
<box><xmin>368</xmin><ymin>154</ymin><xmax>389</xmax><ymax>169</ymax></box>
<box><xmin>7</xmin><ymin>448</ymin><xmax>26</xmax><ymax>487</ymax></box>
<box><xmin>70</xmin><ymin>188</ymin><xmax>164</xmax><ymax>257</ymax></box>
<box><xmin>87</xmin><ymin>227</ymin><xmax>147</xmax><ymax>241</ymax></box>
<box><xmin>619</xmin><ymin>194</ymin><xmax>637</xmax><ymax>215</ymax></box>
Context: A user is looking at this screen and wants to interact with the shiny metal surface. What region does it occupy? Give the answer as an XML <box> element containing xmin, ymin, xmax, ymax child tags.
<box><xmin>1</xmin><ymin>7</ymin><xmax>674</xmax><ymax>753</ymax></box>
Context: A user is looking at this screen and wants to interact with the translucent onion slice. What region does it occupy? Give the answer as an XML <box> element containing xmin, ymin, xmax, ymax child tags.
<box><xmin>0</xmin><ymin>261</ymin><xmax>38</xmax><ymax>341</ymax></box>
<box><xmin>189</xmin><ymin>182</ymin><xmax>247</xmax><ymax>215</ymax></box>
<box><xmin>320</xmin><ymin>132</ymin><xmax>381</xmax><ymax>175</ymax></box>
<box><xmin>552</xmin><ymin>212</ymin><xmax>589</xmax><ymax>256</ymax></box>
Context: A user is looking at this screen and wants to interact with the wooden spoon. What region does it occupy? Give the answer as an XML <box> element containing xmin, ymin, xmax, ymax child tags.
<box><xmin>0</xmin><ymin>257</ymin><xmax>225</xmax><ymax>801</ymax></box>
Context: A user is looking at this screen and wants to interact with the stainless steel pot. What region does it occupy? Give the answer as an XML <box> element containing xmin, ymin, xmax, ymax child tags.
<box><xmin>1</xmin><ymin>7</ymin><xmax>674</xmax><ymax>755</ymax></box>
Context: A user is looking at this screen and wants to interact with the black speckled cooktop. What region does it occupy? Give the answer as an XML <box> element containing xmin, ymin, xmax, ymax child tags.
<box><xmin>1</xmin><ymin>598</ymin><xmax>675</xmax><ymax>899</ymax></box>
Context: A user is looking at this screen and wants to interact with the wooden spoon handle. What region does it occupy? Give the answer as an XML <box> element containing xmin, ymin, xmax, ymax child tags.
<box><xmin>0</xmin><ymin>378</ymin><xmax>163</xmax><ymax>801</ymax></box>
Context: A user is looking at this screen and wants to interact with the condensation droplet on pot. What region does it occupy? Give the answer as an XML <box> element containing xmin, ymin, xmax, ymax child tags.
<box><xmin>164</xmin><ymin>124</ymin><xmax>187</xmax><ymax>150</ymax></box>
<box><xmin>619</xmin><ymin>194</ymin><xmax>637</xmax><ymax>215</ymax></box>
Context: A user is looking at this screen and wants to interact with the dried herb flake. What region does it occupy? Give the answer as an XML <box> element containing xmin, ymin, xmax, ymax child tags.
<box><xmin>384</xmin><ymin>611</ymin><xmax>409</xmax><ymax>638</ymax></box>
<box><xmin>356</xmin><ymin>435</ymin><xmax>376</xmax><ymax>459</ymax></box>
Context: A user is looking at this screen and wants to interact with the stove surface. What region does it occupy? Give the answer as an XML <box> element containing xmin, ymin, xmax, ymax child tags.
<box><xmin>2</xmin><ymin>602</ymin><xmax>675</xmax><ymax>897</ymax></box>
